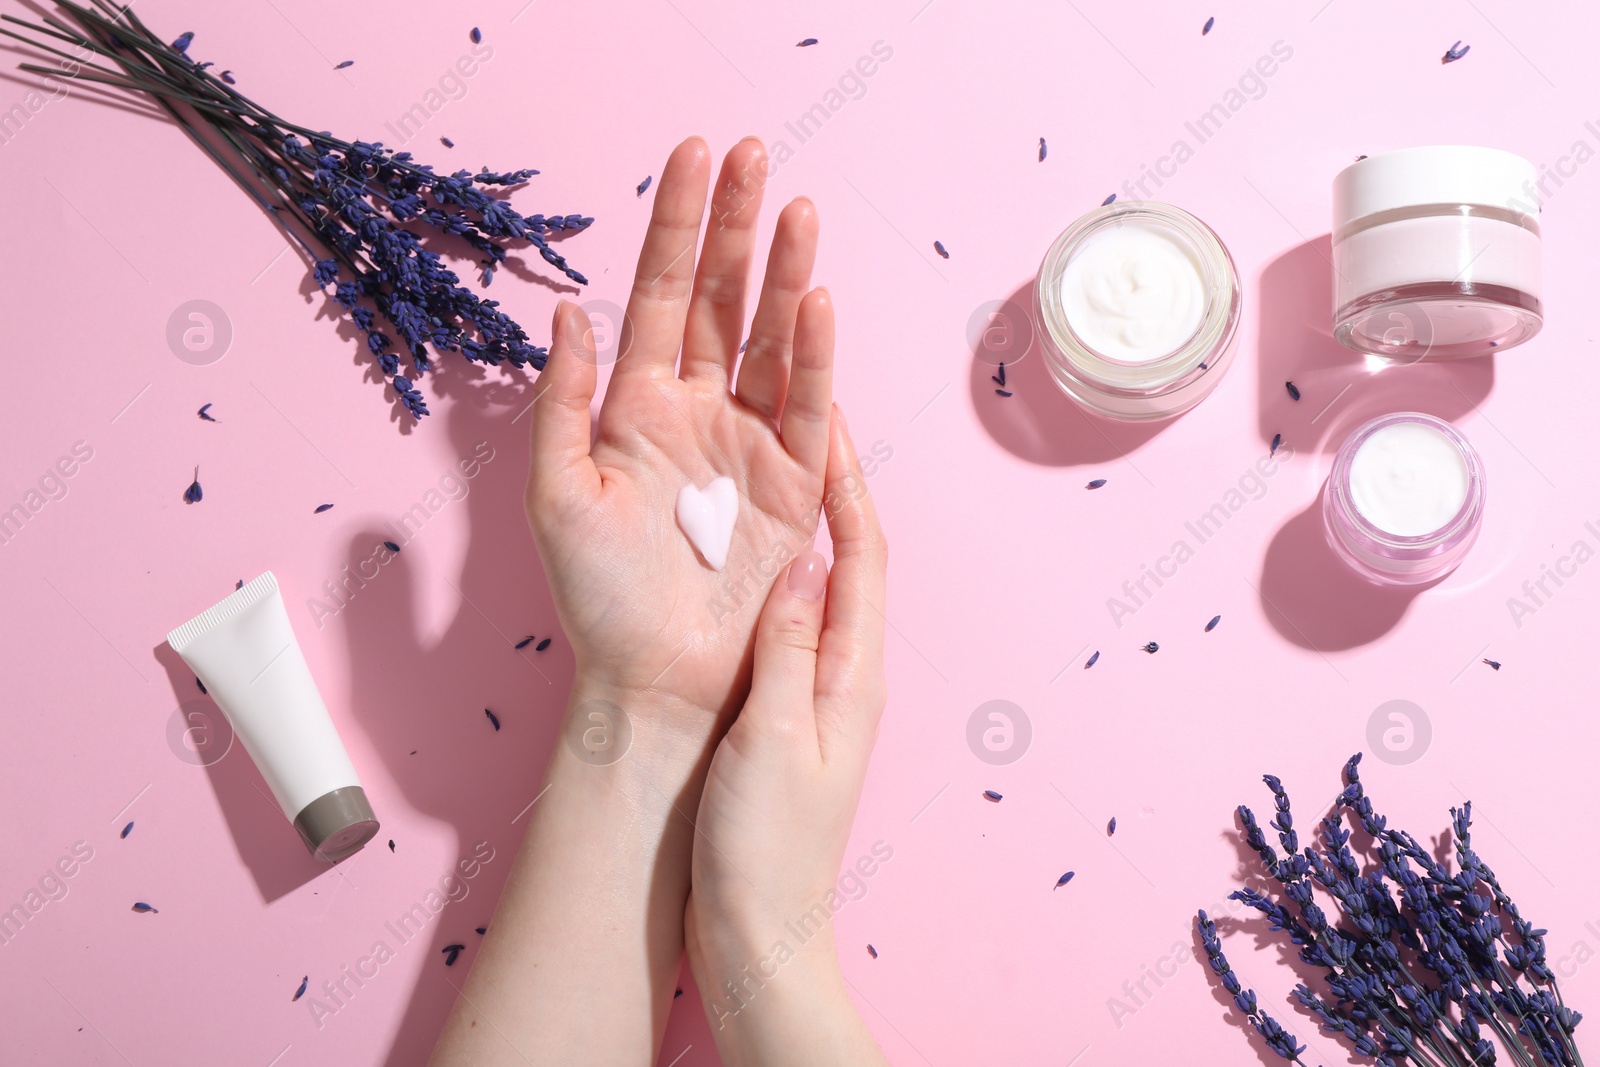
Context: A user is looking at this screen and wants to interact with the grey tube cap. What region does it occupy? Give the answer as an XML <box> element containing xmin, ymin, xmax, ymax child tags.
<box><xmin>293</xmin><ymin>786</ymin><xmax>379</xmax><ymax>862</ymax></box>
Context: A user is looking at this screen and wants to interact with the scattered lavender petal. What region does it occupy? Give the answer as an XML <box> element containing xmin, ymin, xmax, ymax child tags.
<box><xmin>515</xmin><ymin>636</ymin><xmax>536</xmax><ymax>650</ymax></box>
<box><xmin>1483</xmin><ymin>658</ymin><xmax>1502</xmax><ymax>670</ymax></box>
<box><xmin>983</xmin><ymin>789</ymin><xmax>1003</xmax><ymax>802</ymax></box>
<box><xmin>485</xmin><ymin>708</ymin><xmax>501</xmax><ymax>731</ymax></box>
<box><xmin>1102</xmin><ymin>193</ymin><xmax>1117</xmax><ymax>206</ymax></box>
<box><xmin>637</xmin><ymin>175</ymin><xmax>653</xmax><ymax>197</ymax></box>
<box><xmin>335</xmin><ymin>60</ymin><xmax>354</xmax><ymax>69</ymax></box>
<box><xmin>476</xmin><ymin>927</ymin><xmax>487</xmax><ymax>935</ymax></box>
<box><xmin>1442</xmin><ymin>40</ymin><xmax>1471</xmax><ymax>63</ymax></box>
<box><xmin>1142</xmin><ymin>641</ymin><xmax>1160</xmax><ymax>654</ymax></box>
<box><xmin>1055</xmin><ymin>871</ymin><xmax>1076</xmax><ymax>889</ymax></box>
<box><xmin>934</xmin><ymin>240</ymin><xmax>949</xmax><ymax>259</ymax></box>
<box><xmin>196</xmin><ymin>676</ymin><xmax>206</xmax><ymax>694</ymax></box>
<box><xmin>220</xmin><ymin>70</ymin><xmax>236</xmax><ymax>84</ymax></box>
<box><xmin>867</xmin><ymin>944</ymin><xmax>879</xmax><ymax>958</ymax></box>
<box><xmin>797</xmin><ymin>37</ymin><xmax>819</xmax><ymax>46</ymax></box>
<box><xmin>121</xmin><ymin>821</ymin><xmax>134</xmax><ymax>839</ymax></box>
<box><xmin>1107</xmin><ymin>817</ymin><xmax>1117</xmax><ymax>836</ymax></box>
<box><xmin>1085</xmin><ymin>650</ymin><xmax>1100</xmax><ymax>669</ymax></box>
<box><xmin>674</xmin><ymin>987</ymin><xmax>683</xmax><ymax>997</ymax></box>
<box><xmin>1285</xmin><ymin>380</ymin><xmax>1301</xmax><ymax>401</ymax></box>
<box><xmin>1203</xmin><ymin>16</ymin><xmax>1215</xmax><ymax>34</ymax></box>
<box><xmin>995</xmin><ymin>388</ymin><xmax>1013</xmax><ymax>397</ymax></box>
<box><xmin>314</xmin><ymin>503</ymin><xmax>334</xmax><ymax>514</ymax></box>
<box><xmin>293</xmin><ymin>976</ymin><xmax>308</xmax><ymax>1001</ymax></box>
<box><xmin>183</xmin><ymin>467</ymin><xmax>202</xmax><ymax>504</ymax></box>
<box><xmin>470</xmin><ymin>27</ymin><xmax>482</xmax><ymax>43</ymax></box>
<box><xmin>132</xmin><ymin>902</ymin><xmax>158</xmax><ymax>913</ymax></box>
<box><xmin>388</xmin><ymin>839</ymin><xmax>395</xmax><ymax>852</ymax></box>
<box><xmin>997</xmin><ymin>361</ymin><xmax>1006</xmax><ymax>386</ymax></box>
<box><xmin>739</xmin><ymin>338</ymin><xmax>749</xmax><ymax>353</ymax></box>
<box><xmin>1206</xmin><ymin>615</ymin><xmax>1222</xmax><ymax>632</ymax></box>
<box><xmin>1039</xmin><ymin>137</ymin><xmax>1047</xmax><ymax>162</ymax></box>
<box><xmin>442</xmin><ymin>944</ymin><xmax>465</xmax><ymax>966</ymax></box>
<box><xmin>440</xmin><ymin>136</ymin><xmax>454</xmax><ymax>148</ymax></box>
<box><xmin>535</xmin><ymin>637</ymin><xmax>552</xmax><ymax>651</ymax></box>
<box><xmin>197</xmin><ymin>403</ymin><xmax>216</xmax><ymax>422</ymax></box>
<box><xmin>235</xmin><ymin>579</ymin><xmax>244</xmax><ymax>590</ymax></box>
<box><xmin>1087</xmin><ymin>478</ymin><xmax>1107</xmax><ymax>489</ymax></box>
<box><xmin>383</xmin><ymin>540</ymin><xmax>401</xmax><ymax>553</ymax></box>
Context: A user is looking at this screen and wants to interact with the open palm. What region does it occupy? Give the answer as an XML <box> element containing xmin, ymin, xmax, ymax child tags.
<box><xmin>524</xmin><ymin>137</ymin><xmax>834</xmax><ymax>722</ymax></box>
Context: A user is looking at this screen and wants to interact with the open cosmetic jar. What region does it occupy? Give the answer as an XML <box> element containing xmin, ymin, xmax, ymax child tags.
<box><xmin>1322</xmin><ymin>412</ymin><xmax>1486</xmax><ymax>585</ymax></box>
<box><xmin>1332</xmin><ymin>146</ymin><xmax>1542</xmax><ymax>359</ymax></box>
<box><xmin>1035</xmin><ymin>201</ymin><xmax>1241</xmax><ymax>420</ymax></box>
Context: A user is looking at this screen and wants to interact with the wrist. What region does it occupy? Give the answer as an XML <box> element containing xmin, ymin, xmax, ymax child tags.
<box><xmin>562</xmin><ymin>672</ymin><xmax>724</xmax><ymax>770</ymax></box>
<box><xmin>691</xmin><ymin>922</ymin><xmax>882</xmax><ymax>1067</ymax></box>
<box><xmin>690</xmin><ymin>917</ymin><xmax>844</xmax><ymax>1022</ymax></box>
<box><xmin>687</xmin><ymin>887</ymin><xmax>842</xmax><ymax>1001</ymax></box>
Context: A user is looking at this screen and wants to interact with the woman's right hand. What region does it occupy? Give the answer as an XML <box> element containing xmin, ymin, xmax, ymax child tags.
<box><xmin>684</xmin><ymin>408</ymin><xmax>892</xmax><ymax>1066</ymax></box>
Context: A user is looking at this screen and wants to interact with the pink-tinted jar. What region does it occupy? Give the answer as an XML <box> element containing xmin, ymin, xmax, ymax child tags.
<box><xmin>1332</xmin><ymin>146</ymin><xmax>1542</xmax><ymax>360</ymax></box>
<box><xmin>1322</xmin><ymin>412</ymin><xmax>1486</xmax><ymax>586</ymax></box>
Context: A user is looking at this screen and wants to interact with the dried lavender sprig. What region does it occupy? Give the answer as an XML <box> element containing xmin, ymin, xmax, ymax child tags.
<box><xmin>1351</xmin><ymin>766</ymin><xmax>1573</xmax><ymax>1067</ymax></box>
<box><xmin>1210</xmin><ymin>757</ymin><xmax>1584</xmax><ymax>1067</ymax></box>
<box><xmin>10</xmin><ymin>2</ymin><xmax>590</xmax><ymax>420</ymax></box>
<box><xmin>1354</xmin><ymin>763</ymin><xmax>1578</xmax><ymax>1067</ymax></box>
<box><xmin>1340</xmin><ymin>765</ymin><xmax>1549</xmax><ymax>1067</ymax></box>
<box><xmin>1197</xmin><ymin>911</ymin><xmax>1313</xmax><ymax>1062</ymax></box>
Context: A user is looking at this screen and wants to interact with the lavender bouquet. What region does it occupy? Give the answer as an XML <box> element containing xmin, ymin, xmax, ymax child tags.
<box><xmin>4</xmin><ymin>0</ymin><xmax>591</xmax><ymax>419</ymax></box>
<box><xmin>1200</xmin><ymin>754</ymin><xmax>1585</xmax><ymax>1067</ymax></box>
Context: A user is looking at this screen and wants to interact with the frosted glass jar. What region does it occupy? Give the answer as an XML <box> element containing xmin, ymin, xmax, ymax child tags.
<box><xmin>1332</xmin><ymin>146</ymin><xmax>1542</xmax><ymax>360</ymax></box>
<box><xmin>1322</xmin><ymin>412</ymin><xmax>1486</xmax><ymax>585</ymax></box>
<box><xmin>1035</xmin><ymin>201</ymin><xmax>1241</xmax><ymax>420</ymax></box>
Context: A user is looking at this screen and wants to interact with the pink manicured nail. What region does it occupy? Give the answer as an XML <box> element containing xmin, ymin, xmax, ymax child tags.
<box><xmin>788</xmin><ymin>550</ymin><xmax>827</xmax><ymax>600</ymax></box>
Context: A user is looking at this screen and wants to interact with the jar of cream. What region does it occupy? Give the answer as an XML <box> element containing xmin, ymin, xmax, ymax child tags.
<box><xmin>1035</xmin><ymin>201</ymin><xmax>1241</xmax><ymax>420</ymax></box>
<box><xmin>1332</xmin><ymin>146</ymin><xmax>1542</xmax><ymax>360</ymax></box>
<box><xmin>1322</xmin><ymin>412</ymin><xmax>1486</xmax><ymax>585</ymax></box>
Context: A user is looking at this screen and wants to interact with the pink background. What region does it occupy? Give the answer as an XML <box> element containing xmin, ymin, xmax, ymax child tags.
<box><xmin>4</xmin><ymin>0</ymin><xmax>1599</xmax><ymax>1064</ymax></box>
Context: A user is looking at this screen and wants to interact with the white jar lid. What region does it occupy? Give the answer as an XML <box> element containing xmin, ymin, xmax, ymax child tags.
<box><xmin>1333</xmin><ymin>146</ymin><xmax>1537</xmax><ymax>231</ymax></box>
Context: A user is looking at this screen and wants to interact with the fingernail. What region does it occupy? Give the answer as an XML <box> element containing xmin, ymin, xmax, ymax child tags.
<box><xmin>834</xmin><ymin>402</ymin><xmax>849</xmax><ymax>432</ymax></box>
<box><xmin>788</xmin><ymin>550</ymin><xmax>828</xmax><ymax>600</ymax></box>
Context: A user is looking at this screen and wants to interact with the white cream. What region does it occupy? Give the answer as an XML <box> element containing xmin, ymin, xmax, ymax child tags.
<box><xmin>1058</xmin><ymin>218</ymin><xmax>1206</xmax><ymax>361</ymax></box>
<box><xmin>1349</xmin><ymin>422</ymin><xmax>1469</xmax><ymax>536</ymax></box>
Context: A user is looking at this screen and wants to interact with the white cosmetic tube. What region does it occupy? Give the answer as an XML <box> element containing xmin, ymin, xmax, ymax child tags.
<box><xmin>167</xmin><ymin>572</ymin><xmax>379</xmax><ymax>861</ymax></box>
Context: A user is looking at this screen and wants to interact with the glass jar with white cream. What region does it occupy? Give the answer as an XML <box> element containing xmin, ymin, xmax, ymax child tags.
<box><xmin>1332</xmin><ymin>146</ymin><xmax>1542</xmax><ymax>360</ymax></box>
<box><xmin>1322</xmin><ymin>412</ymin><xmax>1486</xmax><ymax>585</ymax></box>
<box><xmin>1035</xmin><ymin>201</ymin><xmax>1241</xmax><ymax>420</ymax></box>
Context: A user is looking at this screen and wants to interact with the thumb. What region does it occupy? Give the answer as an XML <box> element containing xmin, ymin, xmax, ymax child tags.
<box><xmin>743</xmin><ymin>549</ymin><xmax>830</xmax><ymax>740</ymax></box>
<box><xmin>526</xmin><ymin>300</ymin><xmax>600</xmax><ymax>516</ymax></box>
